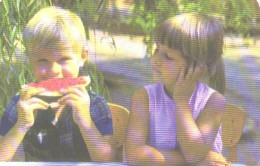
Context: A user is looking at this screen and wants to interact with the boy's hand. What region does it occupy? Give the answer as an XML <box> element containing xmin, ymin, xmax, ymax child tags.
<box><xmin>172</xmin><ymin>62</ymin><xmax>206</xmax><ymax>103</ymax></box>
<box><xmin>58</xmin><ymin>76</ymin><xmax>91</xmax><ymax>126</ymax></box>
<box><xmin>17</xmin><ymin>86</ymin><xmax>49</xmax><ymax>132</ymax></box>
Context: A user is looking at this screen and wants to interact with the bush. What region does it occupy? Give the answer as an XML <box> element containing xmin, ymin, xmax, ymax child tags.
<box><xmin>0</xmin><ymin>0</ymin><xmax>111</xmax><ymax>116</ymax></box>
<box><xmin>0</xmin><ymin>0</ymin><xmax>258</xmax><ymax>116</ymax></box>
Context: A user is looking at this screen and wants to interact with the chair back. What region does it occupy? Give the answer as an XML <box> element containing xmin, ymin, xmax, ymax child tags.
<box><xmin>108</xmin><ymin>103</ymin><xmax>129</xmax><ymax>161</ymax></box>
<box><xmin>222</xmin><ymin>103</ymin><xmax>246</xmax><ymax>163</ymax></box>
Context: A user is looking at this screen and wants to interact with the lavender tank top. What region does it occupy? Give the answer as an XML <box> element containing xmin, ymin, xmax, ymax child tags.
<box><xmin>144</xmin><ymin>82</ymin><xmax>222</xmax><ymax>153</ymax></box>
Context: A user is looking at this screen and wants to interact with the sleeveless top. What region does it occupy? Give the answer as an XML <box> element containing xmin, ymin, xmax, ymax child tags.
<box><xmin>144</xmin><ymin>82</ymin><xmax>222</xmax><ymax>153</ymax></box>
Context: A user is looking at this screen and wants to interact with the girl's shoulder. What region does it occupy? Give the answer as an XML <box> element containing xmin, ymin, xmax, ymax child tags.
<box><xmin>200</xmin><ymin>83</ymin><xmax>226</xmax><ymax>116</ymax></box>
<box><xmin>130</xmin><ymin>87</ymin><xmax>150</xmax><ymax>116</ymax></box>
<box><xmin>207</xmin><ymin>91</ymin><xmax>226</xmax><ymax>111</ymax></box>
<box><xmin>196</xmin><ymin>82</ymin><xmax>215</xmax><ymax>94</ymax></box>
<box><xmin>198</xmin><ymin>82</ymin><xmax>226</xmax><ymax>101</ymax></box>
<box><xmin>132</xmin><ymin>87</ymin><xmax>149</xmax><ymax>102</ymax></box>
<box><xmin>195</xmin><ymin>82</ymin><xmax>225</xmax><ymax>103</ymax></box>
<box><xmin>143</xmin><ymin>83</ymin><xmax>165</xmax><ymax>99</ymax></box>
<box><xmin>192</xmin><ymin>82</ymin><xmax>226</xmax><ymax>115</ymax></box>
<box><xmin>134</xmin><ymin>83</ymin><xmax>164</xmax><ymax>101</ymax></box>
<box><xmin>144</xmin><ymin>83</ymin><xmax>163</xmax><ymax>91</ymax></box>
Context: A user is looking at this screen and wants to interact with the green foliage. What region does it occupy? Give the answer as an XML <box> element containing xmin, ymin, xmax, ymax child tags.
<box><xmin>126</xmin><ymin>0</ymin><xmax>180</xmax><ymax>56</ymax></box>
<box><xmin>122</xmin><ymin>0</ymin><xmax>257</xmax><ymax>56</ymax></box>
<box><xmin>180</xmin><ymin>0</ymin><xmax>257</xmax><ymax>36</ymax></box>
<box><xmin>223</xmin><ymin>0</ymin><xmax>257</xmax><ymax>36</ymax></box>
<box><xmin>50</xmin><ymin>0</ymin><xmax>110</xmax><ymax>39</ymax></box>
<box><xmin>0</xmin><ymin>0</ymin><xmax>111</xmax><ymax>117</ymax></box>
<box><xmin>0</xmin><ymin>0</ymin><xmax>258</xmax><ymax>116</ymax></box>
<box><xmin>0</xmin><ymin>0</ymin><xmax>51</xmax><ymax>116</ymax></box>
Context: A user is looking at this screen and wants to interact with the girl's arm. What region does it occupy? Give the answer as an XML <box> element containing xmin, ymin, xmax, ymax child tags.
<box><xmin>125</xmin><ymin>88</ymin><xmax>187</xmax><ymax>165</ymax></box>
<box><xmin>172</xmin><ymin>63</ymin><xmax>227</xmax><ymax>164</ymax></box>
<box><xmin>175</xmin><ymin>91</ymin><xmax>226</xmax><ymax>164</ymax></box>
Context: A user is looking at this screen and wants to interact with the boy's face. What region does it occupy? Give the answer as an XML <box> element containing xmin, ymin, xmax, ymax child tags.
<box><xmin>29</xmin><ymin>45</ymin><xmax>87</xmax><ymax>82</ymax></box>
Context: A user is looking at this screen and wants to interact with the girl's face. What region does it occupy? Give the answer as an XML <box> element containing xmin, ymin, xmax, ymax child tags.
<box><xmin>151</xmin><ymin>44</ymin><xmax>187</xmax><ymax>96</ymax></box>
<box><xmin>29</xmin><ymin>45</ymin><xmax>87</xmax><ymax>82</ymax></box>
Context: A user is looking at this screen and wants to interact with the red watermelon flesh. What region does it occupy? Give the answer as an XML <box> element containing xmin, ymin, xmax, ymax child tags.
<box><xmin>29</xmin><ymin>77</ymin><xmax>89</xmax><ymax>97</ymax></box>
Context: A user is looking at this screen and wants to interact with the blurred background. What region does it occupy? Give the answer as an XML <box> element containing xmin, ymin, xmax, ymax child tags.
<box><xmin>0</xmin><ymin>0</ymin><xmax>259</xmax><ymax>165</ymax></box>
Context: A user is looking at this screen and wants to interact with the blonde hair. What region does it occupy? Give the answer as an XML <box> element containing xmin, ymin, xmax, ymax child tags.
<box><xmin>154</xmin><ymin>13</ymin><xmax>226</xmax><ymax>94</ymax></box>
<box><xmin>23</xmin><ymin>6</ymin><xmax>87</xmax><ymax>56</ymax></box>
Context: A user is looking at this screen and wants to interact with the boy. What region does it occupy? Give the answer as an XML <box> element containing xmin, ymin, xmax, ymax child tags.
<box><xmin>0</xmin><ymin>6</ymin><xmax>117</xmax><ymax>162</ymax></box>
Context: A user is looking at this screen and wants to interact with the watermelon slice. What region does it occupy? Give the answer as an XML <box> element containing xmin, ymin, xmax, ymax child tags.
<box><xmin>29</xmin><ymin>76</ymin><xmax>90</xmax><ymax>103</ymax></box>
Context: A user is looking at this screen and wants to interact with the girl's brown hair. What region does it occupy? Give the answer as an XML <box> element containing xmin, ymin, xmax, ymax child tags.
<box><xmin>154</xmin><ymin>13</ymin><xmax>226</xmax><ymax>94</ymax></box>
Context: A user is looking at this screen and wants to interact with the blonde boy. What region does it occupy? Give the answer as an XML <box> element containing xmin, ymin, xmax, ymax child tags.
<box><xmin>0</xmin><ymin>7</ymin><xmax>117</xmax><ymax>161</ymax></box>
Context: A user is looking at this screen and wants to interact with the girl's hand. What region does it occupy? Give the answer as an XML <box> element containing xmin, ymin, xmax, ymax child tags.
<box><xmin>198</xmin><ymin>151</ymin><xmax>231</xmax><ymax>166</ymax></box>
<box><xmin>17</xmin><ymin>86</ymin><xmax>49</xmax><ymax>132</ymax></box>
<box><xmin>58</xmin><ymin>77</ymin><xmax>91</xmax><ymax>126</ymax></box>
<box><xmin>173</xmin><ymin>62</ymin><xmax>206</xmax><ymax>103</ymax></box>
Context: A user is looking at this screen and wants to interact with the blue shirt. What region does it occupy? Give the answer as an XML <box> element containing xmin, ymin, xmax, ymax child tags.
<box><xmin>0</xmin><ymin>90</ymin><xmax>113</xmax><ymax>161</ymax></box>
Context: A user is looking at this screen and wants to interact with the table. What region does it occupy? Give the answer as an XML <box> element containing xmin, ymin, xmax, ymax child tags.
<box><xmin>0</xmin><ymin>162</ymin><xmax>248</xmax><ymax>166</ymax></box>
<box><xmin>0</xmin><ymin>162</ymin><xmax>126</xmax><ymax>166</ymax></box>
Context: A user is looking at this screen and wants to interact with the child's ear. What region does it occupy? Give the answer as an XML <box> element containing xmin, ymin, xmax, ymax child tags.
<box><xmin>80</xmin><ymin>50</ymin><xmax>88</xmax><ymax>67</ymax></box>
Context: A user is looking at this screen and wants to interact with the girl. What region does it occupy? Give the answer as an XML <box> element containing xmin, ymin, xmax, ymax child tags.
<box><xmin>126</xmin><ymin>13</ymin><xmax>229</xmax><ymax>165</ymax></box>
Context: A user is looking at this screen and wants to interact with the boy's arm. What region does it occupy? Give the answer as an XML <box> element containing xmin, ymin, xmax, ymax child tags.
<box><xmin>125</xmin><ymin>88</ymin><xmax>187</xmax><ymax>165</ymax></box>
<box><xmin>0</xmin><ymin>124</ymin><xmax>27</xmax><ymax>161</ymax></box>
<box><xmin>77</xmin><ymin>119</ymin><xmax>117</xmax><ymax>162</ymax></box>
<box><xmin>0</xmin><ymin>87</ymin><xmax>49</xmax><ymax>161</ymax></box>
<box><xmin>12</xmin><ymin>142</ymin><xmax>25</xmax><ymax>161</ymax></box>
<box><xmin>0</xmin><ymin>96</ymin><xmax>25</xmax><ymax>161</ymax></box>
<box><xmin>59</xmin><ymin>85</ymin><xmax>117</xmax><ymax>162</ymax></box>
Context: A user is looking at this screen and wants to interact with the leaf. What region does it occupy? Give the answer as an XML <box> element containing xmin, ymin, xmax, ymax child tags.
<box><xmin>16</xmin><ymin>0</ymin><xmax>21</xmax><ymax>12</ymax></box>
<box><xmin>11</xmin><ymin>24</ymin><xmax>18</xmax><ymax>42</ymax></box>
<box><xmin>2</xmin><ymin>0</ymin><xmax>9</xmax><ymax>13</ymax></box>
<box><xmin>27</xmin><ymin>0</ymin><xmax>37</xmax><ymax>8</ymax></box>
<box><xmin>48</xmin><ymin>0</ymin><xmax>53</xmax><ymax>6</ymax></box>
<box><xmin>19</xmin><ymin>69</ymin><xmax>26</xmax><ymax>85</ymax></box>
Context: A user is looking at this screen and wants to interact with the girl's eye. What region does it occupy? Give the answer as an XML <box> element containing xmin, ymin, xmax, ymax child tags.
<box><xmin>59</xmin><ymin>57</ymin><xmax>71</xmax><ymax>63</ymax></box>
<box><xmin>37</xmin><ymin>59</ymin><xmax>47</xmax><ymax>63</ymax></box>
<box><xmin>164</xmin><ymin>53</ymin><xmax>174</xmax><ymax>60</ymax></box>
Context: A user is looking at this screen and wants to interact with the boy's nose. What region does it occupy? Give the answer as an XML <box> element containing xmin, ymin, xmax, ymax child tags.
<box><xmin>48</xmin><ymin>62</ymin><xmax>62</xmax><ymax>77</ymax></box>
